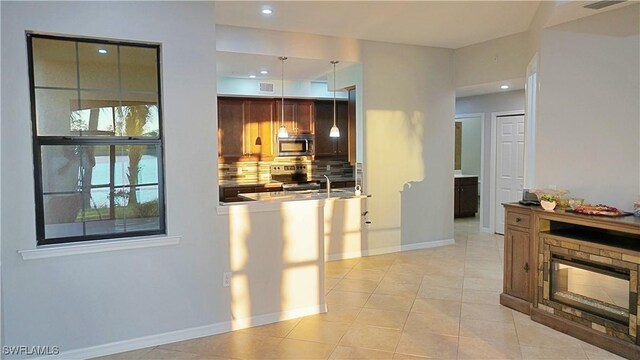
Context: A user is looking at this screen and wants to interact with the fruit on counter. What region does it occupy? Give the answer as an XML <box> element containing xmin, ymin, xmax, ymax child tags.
<box><xmin>572</xmin><ymin>204</ymin><xmax>623</xmax><ymax>216</ymax></box>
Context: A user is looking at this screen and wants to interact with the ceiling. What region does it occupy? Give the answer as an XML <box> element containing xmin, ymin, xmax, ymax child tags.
<box><xmin>217</xmin><ymin>51</ymin><xmax>356</xmax><ymax>81</ymax></box>
<box><xmin>215</xmin><ymin>1</ymin><xmax>637</xmax><ymax>97</ymax></box>
<box><xmin>215</xmin><ymin>1</ymin><xmax>541</xmax><ymax>49</ymax></box>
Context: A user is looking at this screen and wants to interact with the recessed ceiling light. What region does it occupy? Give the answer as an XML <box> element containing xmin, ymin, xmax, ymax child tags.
<box><xmin>500</xmin><ymin>85</ymin><xmax>510</xmax><ymax>89</ymax></box>
<box><xmin>261</xmin><ymin>8</ymin><xmax>273</xmax><ymax>15</ymax></box>
<box><xmin>249</xmin><ymin>75</ymin><xmax>256</xmax><ymax>79</ymax></box>
<box><xmin>98</xmin><ymin>48</ymin><xmax>108</xmax><ymax>54</ymax></box>
<box><xmin>260</xmin><ymin>70</ymin><xmax>268</xmax><ymax>75</ymax></box>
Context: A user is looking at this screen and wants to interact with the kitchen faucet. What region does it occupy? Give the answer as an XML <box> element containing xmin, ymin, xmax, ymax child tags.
<box><xmin>324</xmin><ymin>175</ymin><xmax>331</xmax><ymax>197</ymax></box>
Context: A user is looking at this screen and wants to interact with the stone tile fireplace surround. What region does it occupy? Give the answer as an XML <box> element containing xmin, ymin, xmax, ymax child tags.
<box><xmin>538</xmin><ymin>234</ymin><xmax>639</xmax><ymax>344</ymax></box>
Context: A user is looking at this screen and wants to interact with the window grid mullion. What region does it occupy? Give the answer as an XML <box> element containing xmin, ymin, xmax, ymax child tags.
<box><xmin>28</xmin><ymin>33</ymin><xmax>165</xmax><ymax>245</ymax></box>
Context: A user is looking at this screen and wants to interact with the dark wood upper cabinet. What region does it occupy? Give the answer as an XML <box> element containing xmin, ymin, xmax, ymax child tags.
<box><xmin>246</xmin><ymin>99</ymin><xmax>275</xmax><ymax>159</ymax></box>
<box><xmin>347</xmin><ymin>87</ymin><xmax>357</xmax><ymax>165</ymax></box>
<box><xmin>275</xmin><ymin>99</ymin><xmax>314</xmax><ymax>135</ymax></box>
<box><xmin>218</xmin><ymin>98</ymin><xmax>244</xmax><ymax>159</ymax></box>
<box><xmin>218</xmin><ymin>96</ymin><xmax>352</xmax><ymax>162</ymax></box>
<box><xmin>315</xmin><ymin>100</ymin><xmax>348</xmax><ymax>160</ymax></box>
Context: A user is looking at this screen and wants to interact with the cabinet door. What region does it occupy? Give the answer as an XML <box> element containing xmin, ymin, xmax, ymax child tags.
<box><xmin>454</xmin><ymin>183</ymin><xmax>461</xmax><ymax>217</ymax></box>
<box><xmin>295</xmin><ymin>100</ymin><xmax>314</xmax><ymax>134</ymax></box>
<box><xmin>506</xmin><ymin>228</ymin><xmax>530</xmax><ymax>301</ymax></box>
<box><xmin>459</xmin><ymin>183</ymin><xmax>478</xmax><ymax>215</ymax></box>
<box><xmin>314</xmin><ymin>101</ymin><xmax>335</xmax><ymax>157</ymax></box>
<box><xmin>218</xmin><ymin>99</ymin><xmax>244</xmax><ymax>159</ymax></box>
<box><xmin>314</xmin><ymin>100</ymin><xmax>348</xmax><ymax>159</ymax></box>
<box><xmin>335</xmin><ymin>102</ymin><xmax>349</xmax><ymax>158</ymax></box>
<box><xmin>275</xmin><ymin>100</ymin><xmax>296</xmax><ymax>136</ymax></box>
<box><xmin>246</xmin><ymin>100</ymin><xmax>274</xmax><ymax>159</ymax></box>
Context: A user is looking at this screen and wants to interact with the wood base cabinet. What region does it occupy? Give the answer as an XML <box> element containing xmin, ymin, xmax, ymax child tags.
<box><xmin>500</xmin><ymin>203</ymin><xmax>534</xmax><ymax>314</ymax></box>
<box><xmin>454</xmin><ymin>176</ymin><xmax>478</xmax><ymax>218</ymax></box>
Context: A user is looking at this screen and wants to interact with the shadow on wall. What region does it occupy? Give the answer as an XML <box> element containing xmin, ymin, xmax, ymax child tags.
<box><xmin>365</xmin><ymin>109</ymin><xmax>425</xmax><ymax>250</ymax></box>
<box><xmin>226</xmin><ymin>201</ymin><xmax>325</xmax><ymax>330</ymax></box>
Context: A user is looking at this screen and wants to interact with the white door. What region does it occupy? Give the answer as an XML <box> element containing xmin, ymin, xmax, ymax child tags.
<box><xmin>495</xmin><ymin>115</ymin><xmax>525</xmax><ymax>234</ymax></box>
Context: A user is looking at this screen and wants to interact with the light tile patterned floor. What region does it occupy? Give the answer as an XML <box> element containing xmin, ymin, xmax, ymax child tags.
<box><xmin>95</xmin><ymin>217</ymin><xmax>625</xmax><ymax>360</ymax></box>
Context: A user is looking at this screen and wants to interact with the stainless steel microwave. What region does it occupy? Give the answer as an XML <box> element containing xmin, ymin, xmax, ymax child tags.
<box><xmin>278</xmin><ymin>135</ymin><xmax>314</xmax><ymax>156</ymax></box>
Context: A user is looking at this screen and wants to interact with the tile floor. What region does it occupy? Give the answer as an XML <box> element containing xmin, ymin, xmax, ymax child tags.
<box><xmin>96</xmin><ymin>217</ymin><xmax>625</xmax><ymax>360</ymax></box>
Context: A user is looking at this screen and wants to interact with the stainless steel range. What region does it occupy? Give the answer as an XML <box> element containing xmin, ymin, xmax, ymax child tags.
<box><xmin>270</xmin><ymin>163</ymin><xmax>320</xmax><ymax>191</ymax></box>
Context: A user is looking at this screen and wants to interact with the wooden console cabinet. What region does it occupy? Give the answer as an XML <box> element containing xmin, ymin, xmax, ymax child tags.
<box><xmin>500</xmin><ymin>203</ymin><xmax>535</xmax><ymax>314</ymax></box>
<box><xmin>501</xmin><ymin>203</ymin><xmax>640</xmax><ymax>358</ymax></box>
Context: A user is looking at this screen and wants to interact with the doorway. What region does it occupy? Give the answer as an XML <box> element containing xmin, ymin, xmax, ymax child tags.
<box><xmin>454</xmin><ymin>114</ymin><xmax>483</xmax><ymax>223</ymax></box>
<box><xmin>492</xmin><ymin>112</ymin><xmax>525</xmax><ymax>235</ymax></box>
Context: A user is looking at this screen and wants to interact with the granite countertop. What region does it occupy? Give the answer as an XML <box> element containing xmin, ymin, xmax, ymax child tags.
<box><xmin>219</xmin><ymin>180</ymin><xmax>284</xmax><ymax>188</ymax></box>
<box><xmin>238</xmin><ymin>189</ymin><xmax>370</xmax><ymax>202</ymax></box>
<box><xmin>454</xmin><ymin>174</ymin><xmax>479</xmax><ymax>178</ymax></box>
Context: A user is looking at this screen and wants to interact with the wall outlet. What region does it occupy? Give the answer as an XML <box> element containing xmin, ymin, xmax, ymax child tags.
<box><xmin>326</xmin><ymin>164</ymin><xmax>331</xmax><ymax>171</ymax></box>
<box><xmin>222</xmin><ymin>272</ymin><xmax>232</xmax><ymax>287</ymax></box>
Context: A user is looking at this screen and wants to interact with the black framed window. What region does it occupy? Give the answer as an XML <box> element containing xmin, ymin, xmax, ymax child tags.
<box><xmin>27</xmin><ymin>33</ymin><xmax>165</xmax><ymax>245</ymax></box>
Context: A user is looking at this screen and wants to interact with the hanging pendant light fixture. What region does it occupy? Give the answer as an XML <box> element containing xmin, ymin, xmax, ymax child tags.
<box><xmin>255</xmin><ymin>121</ymin><xmax>262</xmax><ymax>146</ymax></box>
<box><xmin>329</xmin><ymin>60</ymin><xmax>340</xmax><ymax>138</ymax></box>
<box><xmin>277</xmin><ymin>56</ymin><xmax>289</xmax><ymax>138</ymax></box>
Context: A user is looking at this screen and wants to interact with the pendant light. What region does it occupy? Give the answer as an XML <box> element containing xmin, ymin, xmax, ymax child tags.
<box><xmin>329</xmin><ymin>60</ymin><xmax>340</xmax><ymax>138</ymax></box>
<box><xmin>277</xmin><ymin>56</ymin><xmax>289</xmax><ymax>138</ymax></box>
<box><xmin>255</xmin><ymin>112</ymin><xmax>262</xmax><ymax>146</ymax></box>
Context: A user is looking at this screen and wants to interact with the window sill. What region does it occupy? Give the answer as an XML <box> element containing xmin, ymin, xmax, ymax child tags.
<box><xmin>18</xmin><ymin>235</ymin><xmax>181</xmax><ymax>260</ymax></box>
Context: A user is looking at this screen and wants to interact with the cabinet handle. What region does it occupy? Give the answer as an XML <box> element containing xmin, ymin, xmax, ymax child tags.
<box><xmin>515</xmin><ymin>217</ymin><xmax>521</xmax><ymax>222</ymax></box>
<box><xmin>524</xmin><ymin>263</ymin><xmax>530</xmax><ymax>273</ymax></box>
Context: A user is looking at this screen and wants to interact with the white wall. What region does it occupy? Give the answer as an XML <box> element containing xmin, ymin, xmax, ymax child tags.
<box><xmin>536</xmin><ymin>27</ymin><xmax>639</xmax><ymax>209</ymax></box>
<box><xmin>217</xmin><ymin>25</ymin><xmax>455</xmax><ymax>254</ymax></box>
<box><xmin>1</xmin><ymin>1</ymin><xmax>224</xmax><ymax>356</ymax></box>
<box><xmin>455</xmin><ymin>90</ymin><xmax>525</xmax><ymax>230</ymax></box>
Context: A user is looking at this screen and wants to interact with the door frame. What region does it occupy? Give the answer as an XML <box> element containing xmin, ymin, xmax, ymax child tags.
<box><xmin>489</xmin><ymin>110</ymin><xmax>525</xmax><ymax>234</ymax></box>
<box><xmin>454</xmin><ymin>112</ymin><xmax>484</xmax><ymax>229</ymax></box>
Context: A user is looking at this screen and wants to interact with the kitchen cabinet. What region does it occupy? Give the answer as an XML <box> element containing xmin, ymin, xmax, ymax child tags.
<box><xmin>501</xmin><ymin>204</ymin><xmax>533</xmax><ymax>314</ymax></box>
<box><xmin>246</xmin><ymin>99</ymin><xmax>275</xmax><ymax>159</ymax></box>
<box><xmin>275</xmin><ymin>99</ymin><xmax>314</xmax><ymax>135</ymax></box>
<box><xmin>454</xmin><ymin>176</ymin><xmax>478</xmax><ymax>218</ymax></box>
<box><xmin>218</xmin><ymin>96</ymin><xmax>354</xmax><ymax>162</ymax></box>
<box><xmin>219</xmin><ymin>183</ymin><xmax>283</xmax><ymax>203</ymax></box>
<box><xmin>319</xmin><ymin>180</ymin><xmax>356</xmax><ymax>189</ymax></box>
<box><xmin>314</xmin><ymin>100</ymin><xmax>348</xmax><ymax>159</ymax></box>
<box><xmin>218</xmin><ymin>98</ymin><xmax>245</xmax><ymax>160</ymax></box>
<box><xmin>218</xmin><ymin>97</ymin><xmax>275</xmax><ymax>162</ymax></box>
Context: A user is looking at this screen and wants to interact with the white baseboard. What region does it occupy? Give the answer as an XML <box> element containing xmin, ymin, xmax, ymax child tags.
<box><xmin>326</xmin><ymin>250</ymin><xmax>363</xmax><ymax>261</ymax></box>
<box><xmin>480</xmin><ymin>226</ymin><xmax>493</xmax><ymax>234</ymax></box>
<box><xmin>326</xmin><ymin>238</ymin><xmax>455</xmax><ymax>260</ymax></box>
<box><xmin>36</xmin><ymin>304</ymin><xmax>326</xmax><ymax>360</ymax></box>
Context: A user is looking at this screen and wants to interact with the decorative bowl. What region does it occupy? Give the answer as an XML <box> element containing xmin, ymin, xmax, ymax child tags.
<box><xmin>568</xmin><ymin>198</ymin><xmax>584</xmax><ymax>210</ymax></box>
<box><xmin>541</xmin><ymin>200</ymin><xmax>556</xmax><ymax>211</ymax></box>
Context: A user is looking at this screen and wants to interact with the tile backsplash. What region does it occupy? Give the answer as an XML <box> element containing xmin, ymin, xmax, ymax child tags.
<box><xmin>219</xmin><ymin>159</ymin><xmax>355</xmax><ymax>184</ymax></box>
